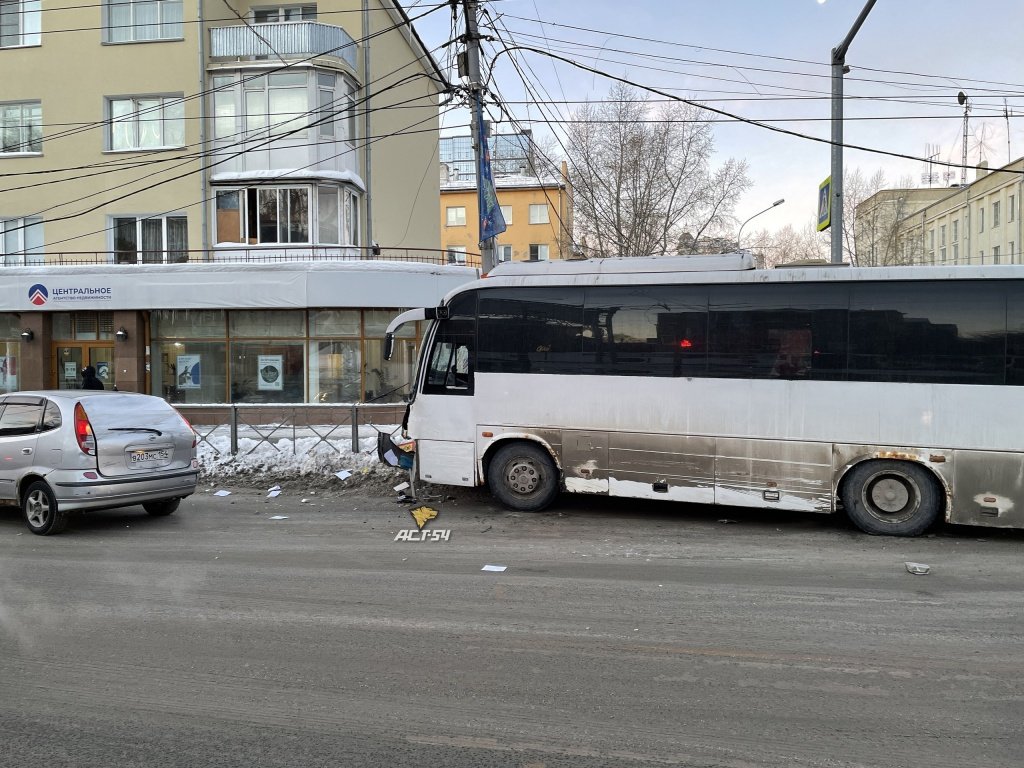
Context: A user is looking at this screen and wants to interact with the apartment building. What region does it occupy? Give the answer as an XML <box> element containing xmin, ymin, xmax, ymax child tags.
<box><xmin>439</xmin><ymin>133</ymin><xmax>573</xmax><ymax>264</ymax></box>
<box><xmin>0</xmin><ymin>0</ymin><xmax>470</xmax><ymax>403</ymax></box>
<box><xmin>857</xmin><ymin>158</ymin><xmax>1024</xmax><ymax>267</ymax></box>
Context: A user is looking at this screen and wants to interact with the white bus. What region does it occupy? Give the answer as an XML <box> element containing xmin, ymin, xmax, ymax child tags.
<box><xmin>385</xmin><ymin>254</ymin><xmax>1024</xmax><ymax>536</ymax></box>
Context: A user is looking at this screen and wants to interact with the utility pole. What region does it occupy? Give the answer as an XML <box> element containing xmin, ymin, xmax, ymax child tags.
<box><xmin>830</xmin><ymin>0</ymin><xmax>878</xmax><ymax>265</ymax></box>
<box><xmin>461</xmin><ymin>0</ymin><xmax>498</xmax><ymax>272</ymax></box>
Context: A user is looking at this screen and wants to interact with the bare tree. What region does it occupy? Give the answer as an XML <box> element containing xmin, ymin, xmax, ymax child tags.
<box><xmin>565</xmin><ymin>83</ymin><xmax>750</xmax><ymax>257</ymax></box>
<box><xmin>747</xmin><ymin>223</ymin><xmax>829</xmax><ymax>268</ymax></box>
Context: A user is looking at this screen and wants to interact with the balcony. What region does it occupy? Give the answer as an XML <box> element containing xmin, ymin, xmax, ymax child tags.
<box><xmin>209</xmin><ymin>22</ymin><xmax>358</xmax><ymax>70</ymax></box>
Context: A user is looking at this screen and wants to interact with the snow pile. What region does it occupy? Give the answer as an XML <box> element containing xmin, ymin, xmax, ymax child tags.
<box><xmin>196</xmin><ymin>424</ymin><xmax>404</xmax><ymax>486</ymax></box>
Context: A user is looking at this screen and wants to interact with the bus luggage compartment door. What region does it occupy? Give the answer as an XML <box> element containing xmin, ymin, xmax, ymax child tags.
<box><xmin>950</xmin><ymin>450</ymin><xmax>1024</xmax><ymax>528</ymax></box>
<box><xmin>417</xmin><ymin>440</ymin><xmax>476</xmax><ymax>486</ymax></box>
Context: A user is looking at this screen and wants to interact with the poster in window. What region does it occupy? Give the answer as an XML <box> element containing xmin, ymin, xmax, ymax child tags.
<box><xmin>95</xmin><ymin>362</ymin><xmax>110</xmax><ymax>382</ymax></box>
<box><xmin>176</xmin><ymin>354</ymin><xmax>201</xmax><ymax>389</ymax></box>
<box><xmin>258</xmin><ymin>354</ymin><xmax>284</xmax><ymax>391</ymax></box>
<box><xmin>0</xmin><ymin>355</ymin><xmax>15</xmax><ymax>389</ymax></box>
<box><xmin>64</xmin><ymin>361</ymin><xmax>78</xmax><ymax>380</ymax></box>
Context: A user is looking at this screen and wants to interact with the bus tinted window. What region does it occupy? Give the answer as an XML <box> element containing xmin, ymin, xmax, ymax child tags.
<box><xmin>849</xmin><ymin>282</ymin><xmax>1005</xmax><ymax>385</ymax></box>
<box><xmin>478</xmin><ymin>287</ymin><xmax>584</xmax><ymax>374</ymax></box>
<box><xmin>581</xmin><ymin>286</ymin><xmax>708</xmax><ymax>377</ymax></box>
<box><xmin>1007</xmin><ymin>285</ymin><xmax>1024</xmax><ymax>385</ymax></box>
<box><xmin>707</xmin><ymin>283</ymin><xmax>849</xmax><ymax>380</ymax></box>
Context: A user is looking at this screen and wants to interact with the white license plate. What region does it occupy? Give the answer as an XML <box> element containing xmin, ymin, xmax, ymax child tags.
<box><xmin>130</xmin><ymin>449</ymin><xmax>170</xmax><ymax>465</ymax></box>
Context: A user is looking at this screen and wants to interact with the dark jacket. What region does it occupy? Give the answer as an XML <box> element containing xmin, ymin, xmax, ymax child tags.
<box><xmin>81</xmin><ymin>366</ymin><xmax>105</xmax><ymax>390</ymax></box>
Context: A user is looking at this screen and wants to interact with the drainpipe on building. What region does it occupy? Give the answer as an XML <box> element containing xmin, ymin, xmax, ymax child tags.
<box><xmin>362</xmin><ymin>0</ymin><xmax>373</xmax><ymax>253</ymax></box>
<box><xmin>198</xmin><ymin>0</ymin><xmax>209</xmax><ymax>261</ymax></box>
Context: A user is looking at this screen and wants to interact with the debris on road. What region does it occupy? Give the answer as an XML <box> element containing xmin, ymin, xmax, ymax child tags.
<box><xmin>905</xmin><ymin>562</ymin><xmax>931</xmax><ymax>575</ymax></box>
<box><xmin>481</xmin><ymin>564</ymin><xmax>507</xmax><ymax>572</ymax></box>
<box><xmin>269</xmin><ymin>515</ymin><xmax>288</xmax><ymax>520</ymax></box>
<box><xmin>335</xmin><ymin>470</ymin><xmax>353</xmax><ymax>480</ymax></box>
<box><xmin>213</xmin><ymin>490</ymin><xmax>231</xmax><ymax>497</ymax></box>
<box><xmin>394</xmin><ymin>481</ymin><xmax>410</xmax><ymax>493</ymax></box>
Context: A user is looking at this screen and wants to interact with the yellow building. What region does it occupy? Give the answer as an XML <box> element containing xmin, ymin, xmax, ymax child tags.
<box><xmin>440</xmin><ymin>162</ymin><xmax>573</xmax><ymax>264</ymax></box>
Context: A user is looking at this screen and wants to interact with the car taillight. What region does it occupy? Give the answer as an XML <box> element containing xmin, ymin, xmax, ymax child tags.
<box><xmin>74</xmin><ymin>402</ymin><xmax>96</xmax><ymax>456</ymax></box>
<box><xmin>176</xmin><ymin>409</ymin><xmax>197</xmax><ymax>449</ymax></box>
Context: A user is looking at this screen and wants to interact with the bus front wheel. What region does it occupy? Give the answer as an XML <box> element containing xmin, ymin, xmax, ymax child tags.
<box><xmin>841</xmin><ymin>460</ymin><xmax>942</xmax><ymax>537</ymax></box>
<box><xmin>487</xmin><ymin>442</ymin><xmax>560</xmax><ymax>512</ymax></box>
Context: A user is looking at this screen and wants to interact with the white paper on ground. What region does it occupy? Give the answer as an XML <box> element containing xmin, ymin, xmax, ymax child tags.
<box><xmin>335</xmin><ymin>470</ymin><xmax>352</xmax><ymax>480</ymax></box>
<box><xmin>214</xmin><ymin>490</ymin><xmax>231</xmax><ymax>497</ymax></box>
<box><xmin>269</xmin><ymin>515</ymin><xmax>289</xmax><ymax>520</ymax></box>
<box><xmin>394</xmin><ymin>481</ymin><xmax>410</xmax><ymax>493</ymax></box>
<box><xmin>267</xmin><ymin>490</ymin><xmax>281</xmax><ymax>498</ymax></box>
<box><xmin>481</xmin><ymin>565</ymin><xmax>507</xmax><ymax>572</ymax></box>
<box><xmin>267</xmin><ymin>485</ymin><xmax>281</xmax><ymax>492</ymax></box>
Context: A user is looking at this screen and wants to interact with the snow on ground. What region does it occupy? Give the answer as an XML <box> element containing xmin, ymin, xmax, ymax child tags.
<box><xmin>196</xmin><ymin>423</ymin><xmax>406</xmax><ymax>490</ymax></box>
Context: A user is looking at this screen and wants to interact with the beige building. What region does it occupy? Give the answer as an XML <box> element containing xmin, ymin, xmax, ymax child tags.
<box><xmin>0</xmin><ymin>1</ymin><xmax>466</xmax><ymax>402</ymax></box>
<box><xmin>857</xmin><ymin>158</ymin><xmax>1024</xmax><ymax>267</ymax></box>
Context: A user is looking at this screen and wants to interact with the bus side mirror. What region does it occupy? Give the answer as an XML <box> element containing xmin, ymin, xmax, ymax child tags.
<box><xmin>383</xmin><ymin>332</ymin><xmax>395</xmax><ymax>361</ymax></box>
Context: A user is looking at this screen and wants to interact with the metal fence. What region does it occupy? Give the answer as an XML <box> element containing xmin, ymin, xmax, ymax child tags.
<box><xmin>177</xmin><ymin>403</ymin><xmax>404</xmax><ymax>457</ymax></box>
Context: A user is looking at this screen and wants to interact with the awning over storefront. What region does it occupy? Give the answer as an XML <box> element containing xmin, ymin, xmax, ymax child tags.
<box><xmin>1</xmin><ymin>261</ymin><xmax>478</xmax><ymax>312</ymax></box>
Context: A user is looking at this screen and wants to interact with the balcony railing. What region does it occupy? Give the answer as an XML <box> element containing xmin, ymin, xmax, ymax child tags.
<box><xmin>3</xmin><ymin>246</ymin><xmax>483</xmax><ymax>269</ymax></box>
<box><xmin>209</xmin><ymin>21</ymin><xmax>358</xmax><ymax>70</ymax></box>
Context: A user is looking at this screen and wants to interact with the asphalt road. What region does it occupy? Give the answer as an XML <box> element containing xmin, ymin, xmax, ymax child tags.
<box><xmin>1</xmin><ymin>484</ymin><xmax>1022</xmax><ymax>768</ymax></box>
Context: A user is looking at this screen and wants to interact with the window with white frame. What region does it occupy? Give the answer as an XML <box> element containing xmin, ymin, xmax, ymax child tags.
<box><xmin>940</xmin><ymin>247</ymin><xmax>946</xmax><ymax>264</ymax></box>
<box><xmin>979</xmin><ymin>205</ymin><xmax>985</xmax><ymax>232</ymax></box>
<box><xmin>253</xmin><ymin>5</ymin><xmax>316</xmax><ymax>23</ymax></box>
<box><xmin>529</xmin><ymin>243</ymin><xmax>549</xmax><ymax>261</ymax></box>
<box><xmin>112</xmin><ymin>215</ymin><xmax>187</xmax><ymax>263</ymax></box>
<box><xmin>215</xmin><ymin>185</ymin><xmax>360</xmax><ymax>246</ymax></box>
<box><xmin>108</xmin><ymin>95</ymin><xmax>184</xmax><ymax>150</ymax></box>
<box><xmin>993</xmin><ymin>245</ymin><xmax>1001</xmax><ymax>264</ymax></box>
<box><xmin>247</xmin><ymin>72</ymin><xmax>307</xmax><ymax>138</ymax></box>
<box><xmin>446</xmin><ymin>206</ymin><xmax>466</xmax><ymax>226</ymax></box>
<box><xmin>1</xmin><ymin>216</ymin><xmax>42</xmax><ymax>265</ymax></box>
<box><xmin>1011</xmin><ymin>195</ymin><xmax>1016</xmax><ymax>223</ymax></box>
<box><xmin>952</xmin><ymin>219</ymin><xmax>959</xmax><ymax>242</ymax></box>
<box><xmin>528</xmin><ymin>203</ymin><xmax>549</xmax><ymax>224</ymax></box>
<box><xmin>993</xmin><ymin>200</ymin><xmax>1001</xmax><ymax>227</ymax></box>
<box><xmin>1011</xmin><ymin>242</ymin><xmax>1016</xmax><ymax>263</ymax></box>
<box><xmin>940</xmin><ymin>225</ymin><xmax>946</xmax><ymax>246</ymax></box>
<box><xmin>500</xmin><ymin>205</ymin><xmax>512</xmax><ymax>224</ymax></box>
<box><xmin>497</xmin><ymin>244</ymin><xmax>512</xmax><ymax>261</ymax></box>
<box><xmin>105</xmin><ymin>0</ymin><xmax>183</xmax><ymax>43</ymax></box>
<box><xmin>446</xmin><ymin>245</ymin><xmax>467</xmax><ymax>264</ymax></box>
<box><xmin>0</xmin><ymin>0</ymin><xmax>40</xmax><ymax>47</ymax></box>
<box><xmin>953</xmin><ymin>243</ymin><xmax>959</xmax><ymax>263</ymax></box>
<box><xmin>0</xmin><ymin>101</ymin><xmax>41</xmax><ymax>154</ymax></box>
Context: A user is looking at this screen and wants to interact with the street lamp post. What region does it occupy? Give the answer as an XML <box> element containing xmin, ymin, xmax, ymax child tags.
<box><xmin>737</xmin><ymin>198</ymin><xmax>785</xmax><ymax>252</ymax></box>
<box><xmin>830</xmin><ymin>0</ymin><xmax>879</xmax><ymax>264</ymax></box>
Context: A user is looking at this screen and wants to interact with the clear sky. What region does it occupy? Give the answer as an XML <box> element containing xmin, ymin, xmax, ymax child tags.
<box><xmin>411</xmin><ymin>0</ymin><xmax>1024</xmax><ymax>235</ymax></box>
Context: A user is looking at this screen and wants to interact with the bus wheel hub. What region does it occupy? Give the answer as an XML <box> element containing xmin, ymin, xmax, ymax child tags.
<box><xmin>508</xmin><ymin>461</ymin><xmax>539</xmax><ymax>493</ymax></box>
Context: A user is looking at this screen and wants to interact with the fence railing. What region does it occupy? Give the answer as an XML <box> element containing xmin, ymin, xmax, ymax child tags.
<box><xmin>177</xmin><ymin>402</ymin><xmax>404</xmax><ymax>457</ymax></box>
<box><xmin>6</xmin><ymin>247</ymin><xmax>483</xmax><ymax>270</ymax></box>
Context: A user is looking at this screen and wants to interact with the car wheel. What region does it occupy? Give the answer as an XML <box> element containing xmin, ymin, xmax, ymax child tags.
<box><xmin>487</xmin><ymin>442</ymin><xmax>560</xmax><ymax>512</ymax></box>
<box><xmin>143</xmin><ymin>498</ymin><xmax>181</xmax><ymax>517</ymax></box>
<box><xmin>23</xmin><ymin>480</ymin><xmax>67</xmax><ymax>536</ymax></box>
<box><xmin>841</xmin><ymin>460</ymin><xmax>942</xmax><ymax>537</ymax></box>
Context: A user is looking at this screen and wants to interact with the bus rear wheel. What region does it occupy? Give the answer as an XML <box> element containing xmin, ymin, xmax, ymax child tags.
<box><xmin>487</xmin><ymin>442</ymin><xmax>560</xmax><ymax>512</ymax></box>
<box><xmin>841</xmin><ymin>460</ymin><xmax>942</xmax><ymax>537</ymax></box>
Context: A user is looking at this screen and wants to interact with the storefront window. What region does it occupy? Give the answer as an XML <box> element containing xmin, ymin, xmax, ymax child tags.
<box><xmin>156</xmin><ymin>341</ymin><xmax>228</xmax><ymax>404</ymax></box>
<box><xmin>51</xmin><ymin>312</ymin><xmax>115</xmax><ymax>341</ymax></box>
<box><xmin>310</xmin><ymin>309</ymin><xmax>359</xmax><ymax>337</ymax></box>
<box><xmin>153</xmin><ymin>310</ymin><xmax>226</xmax><ymax>338</ymax></box>
<box><xmin>230</xmin><ymin>341</ymin><xmax>305</xmax><ymax>403</ymax></box>
<box><xmin>364</xmin><ymin>337</ymin><xmax>417</xmax><ymax>403</ymax></box>
<box><xmin>309</xmin><ymin>340</ymin><xmax>361</xmax><ymax>402</ymax></box>
<box><xmin>230</xmin><ymin>310</ymin><xmax>305</xmax><ymax>338</ymax></box>
<box><xmin>0</xmin><ymin>314</ymin><xmax>20</xmax><ymax>394</ymax></box>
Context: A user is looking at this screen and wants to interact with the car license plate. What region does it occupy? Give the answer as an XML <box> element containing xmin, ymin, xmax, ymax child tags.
<box><xmin>130</xmin><ymin>449</ymin><xmax>170</xmax><ymax>465</ymax></box>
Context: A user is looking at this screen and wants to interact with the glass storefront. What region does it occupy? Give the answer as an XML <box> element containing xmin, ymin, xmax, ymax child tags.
<box><xmin>151</xmin><ymin>308</ymin><xmax>420</xmax><ymax>404</ymax></box>
<box><xmin>0</xmin><ymin>314</ymin><xmax>21</xmax><ymax>394</ymax></box>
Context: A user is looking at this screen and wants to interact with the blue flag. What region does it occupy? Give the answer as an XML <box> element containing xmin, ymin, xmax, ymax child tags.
<box><xmin>477</xmin><ymin>100</ymin><xmax>506</xmax><ymax>243</ymax></box>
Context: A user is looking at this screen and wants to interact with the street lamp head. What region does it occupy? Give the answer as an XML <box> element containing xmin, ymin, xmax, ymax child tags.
<box><xmin>773</xmin><ymin>198</ymin><xmax>785</xmax><ymax>207</ymax></box>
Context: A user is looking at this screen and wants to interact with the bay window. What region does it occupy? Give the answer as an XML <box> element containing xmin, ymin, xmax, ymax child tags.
<box><xmin>216</xmin><ymin>185</ymin><xmax>361</xmax><ymax>246</ymax></box>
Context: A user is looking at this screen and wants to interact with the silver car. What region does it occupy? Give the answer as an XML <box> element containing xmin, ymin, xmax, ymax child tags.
<box><xmin>0</xmin><ymin>391</ymin><xmax>199</xmax><ymax>535</ymax></box>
